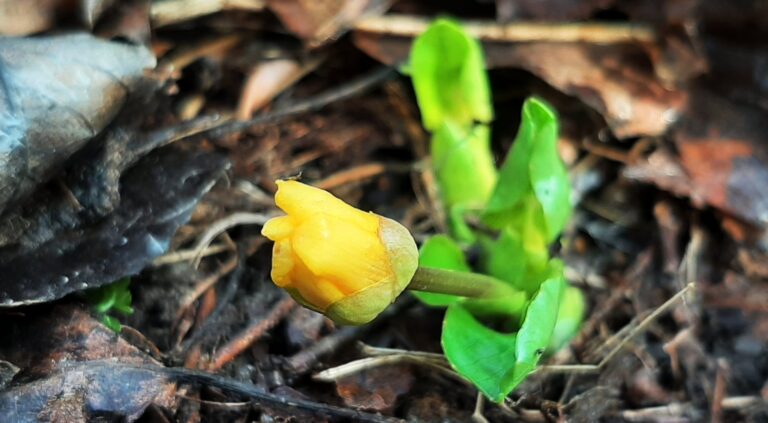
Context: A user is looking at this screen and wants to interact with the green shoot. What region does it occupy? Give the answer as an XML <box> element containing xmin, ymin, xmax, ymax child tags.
<box><xmin>86</xmin><ymin>278</ymin><xmax>134</xmax><ymax>333</ymax></box>
<box><xmin>407</xmin><ymin>18</ymin><xmax>585</xmax><ymax>402</ymax></box>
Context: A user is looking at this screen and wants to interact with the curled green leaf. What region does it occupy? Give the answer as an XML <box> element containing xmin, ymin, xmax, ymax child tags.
<box><xmin>410</xmin><ymin>18</ymin><xmax>493</xmax><ymax>130</ymax></box>
<box><xmin>442</xmin><ymin>304</ymin><xmax>517</xmax><ymax>402</ymax></box>
<box><xmin>482</xmin><ymin>97</ymin><xmax>571</xmax><ymax>241</ymax></box>
<box><xmin>431</xmin><ymin>121</ymin><xmax>497</xmax><ymax>211</ymax></box>
<box><xmin>504</xmin><ymin>263</ymin><xmax>565</xmax><ymax>390</ymax></box>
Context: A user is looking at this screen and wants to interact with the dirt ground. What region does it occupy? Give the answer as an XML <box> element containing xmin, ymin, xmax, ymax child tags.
<box><xmin>0</xmin><ymin>1</ymin><xmax>767</xmax><ymax>422</ymax></box>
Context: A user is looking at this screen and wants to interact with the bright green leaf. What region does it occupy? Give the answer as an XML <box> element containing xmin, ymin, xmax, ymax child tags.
<box><xmin>87</xmin><ymin>278</ymin><xmax>133</xmax><ymax>333</ymax></box>
<box><xmin>527</xmin><ymin>100</ymin><xmax>571</xmax><ymax>240</ymax></box>
<box><xmin>461</xmin><ymin>290</ymin><xmax>528</xmax><ymax>324</ymax></box>
<box><xmin>414</xmin><ymin>235</ymin><xmax>470</xmax><ymax>307</ymax></box>
<box><xmin>482</xmin><ymin>98</ymin><xmax>571</xmax><ymax>241</ymax></box>
<box><xmin>431</xmin><ymin>122</ymin><xmax>497</xmax><ymax>210</ymax></box>
<box><xmin>447</xmin><ymin>204</ymin><xmax>477</xmax><ymax>244</ymax></box>
<box><xmin>483</xmin><ymin>210</ymin><xmax>549</xmax><ymax>294</ymax></box>
<box><xmin>410</xmin><ymin>18</ymin><xmax>492</xmax><ymax>131</ymax></box>
<box><xmin>442</xmin><ymin>304</ymin><xmax>517</xmax><ymax>402</ymax></box>
<box><xmin>101</xmin><ymin>315</ymin><xmax>123</xmax><ymax>333</ymax></box>
<box><xmin>504</xmin><ymin>263</ymin><xmax>565</xmax><ymax>390</ymax></box>
<box><xmin>548</xmin><ymin>284</ymin><xmax>585</xmax><ymax>352</ymax></box>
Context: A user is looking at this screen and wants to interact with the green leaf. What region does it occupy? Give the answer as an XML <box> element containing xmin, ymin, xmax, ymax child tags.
<box><xmin>101</xmin><ymin>315</ymin><xmax>123</xmax><ymax>333</ymax></box>
<box><xmin>410</xmin><ymin>18</ymin><xmax>492</xmax><ymax>131</ymax></box>
<box><xmin>447</xmin><ymin>204</ymin><xmax>477</xmax><ymax>243</ymax></box>
<box><xmin>431</xmin><ymin>122</ymin><xmax>497</xmax><ymax>210</ymax></box>
<box><xmin>414</xmin><ymin>235</ymin><xmax>470</xmax><ymax>307</ymax></box>
<box><xmin>442</xmin><ymin>304</ymin><xmax>517</xmax><ymax>402</ymax></box>
<box><xmin>482</xmin><ymin>98</ymin><xmax>571</xmax><ymax>241</ymax></box>
<box><xmin>548</xmin><ymin>284</ymin><xmax>585</xmax><ymax>352</ymax></box>
<box><xmin>482</xmin><ymin>211</ymin><xmax>550</xmax><ymax>295</ymax></box>
<box><xmin>87</xmin><ymin>278</ymin><xmax>133</xmax><ymax>333</ymax></box>
<box><xmin>504</xmin><ymin>262</ymin><xmax>565</xmax><ymax>390</ymax></box>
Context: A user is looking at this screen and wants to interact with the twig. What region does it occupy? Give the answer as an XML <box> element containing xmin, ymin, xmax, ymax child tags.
<box><xmin>538</xmin><ymin>283</ymin><xmax>697</xmax><ymax>374</ymax></box>
<box><xmin>711</xmin><ymin>359</ymin><xmax>729</xmax><ymax>423</ymax></box>
<box><xmin>313</xmin><ymin>354</ymin><xmax>462</xmax><ymax>384</ymax></box>
<box><xmin>473</xmin><ymin>393</ymin><xmax>489</xmax><ymax>423</ymax></box>
<box><xmin>151</xmin><ymin>0</ymin><xmax>265</xmax><ymax>27</ymax></box>
<box><xmin>142</xmin><ymin>66</ymin><xmax>397</xmax><ymax>152</ymax></box>
<box><xmin>360</xmin><ymin>344</ymin><xmax>445</xmax><ymax>361</ymax></box>
<box><xmin>205</xmin><ymin>66</ymin><xmax>397</xmax><ymax>139</ymax></box>
<box><xmin>175</xmin><ymin>256</ymin><xmax>246</xmax><ymax>359</ymax></box>
<box><xmin>354</xmin><ymin>14</ymin><xmax>656</xmax><ymax>44</ymax></box>
<box><xmin>153</xmin><ymin>244</ymin><xmax>231</xmax><ymax>266</ymax></box>
<box><xmin>619</xmin><ymin>397</ymin><xmax>763</xmax><ymax>421</ymax></box>
<box><xmin>313</xmin><ymin>163</ymin><xmax>411</xmax><ymax>190</ymax></box>
<box><xmin>191</xmin><ymin>212</ymin><xmax>272</xmax><ymax>267</ymax></box>
<box><xmin>287</xmin><ymin>299</ymin><xmax>414</xmax><ymax>374</ymax></box>
<box><xmin>176</xmin><ymin>256</ymin><xmax>239</xmax><ymax>320</ymax></box>
<box><xmin>209</xmin><ymin>297</ymin><xmax>297</xmax><ymax>371</ymax></box>
<box><xmin>288</xmin><ymin>326</ymin><xmax>365</xmax><ymax>374</ymax></box>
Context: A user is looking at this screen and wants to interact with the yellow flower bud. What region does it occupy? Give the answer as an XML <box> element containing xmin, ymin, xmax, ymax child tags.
<box><xmin>261</xmin><ymin>180</ymin><xmax>418</xmax><ymax>325</ymax></box>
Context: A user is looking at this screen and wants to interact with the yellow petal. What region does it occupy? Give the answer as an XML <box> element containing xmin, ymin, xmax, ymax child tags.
<box><xmin>291</xmin><ymin>214</ymin><xmax>390</xmax><ymax>294</ymax></box>
<box><xmin>270</xmin><ymin>239</ymin><xmax>294</xmax><ymax>287</ymax></box>
<box><xmin>274</xmin><ymin>180</ymin><xmax>378</xmax><ymax>232</ymax></box>
<box><xmin>261</xmin><ymin>215</ymin><xmax>295</xmax><ymax>241</ymax></box>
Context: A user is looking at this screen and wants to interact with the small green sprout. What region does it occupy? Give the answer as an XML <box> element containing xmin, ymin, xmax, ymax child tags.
<box><xmin>408</xmin><ymin>18</ymin><xmax>585</xmax><ymax>402</ymax></box>
<box><xmin>86</xmin><ymin>278</ymin><xmax>134</xmax><ymax>333</ymax></box>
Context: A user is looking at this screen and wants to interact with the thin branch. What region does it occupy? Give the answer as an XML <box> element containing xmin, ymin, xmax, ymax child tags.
<box><xmin>209</xmin><ymin>297</ymin><xmax>297</xmax><ymax>371</ymax></box>
<box><xmin>538</xmin><ymin>283</ymin><xmax>697</xmax><ymax>374</ymax></box>
<box><xmin>142</xmin><ymin>66</ymin><xmax>397</xmax><ymax>150</ymax></box>
<box><xmin>190</xmin><ymin>212</ymin><xmax>272</xmax><ymax>267</ymax></box>
<box><xmin>153</xmin><ymin>243</ymin><xmax>231</xmax><ymax>266</ymax></box>
<box><xmin>355</xmin><ymin>14</ymin><xmax>656</xmax><ymax>45</ymax></box>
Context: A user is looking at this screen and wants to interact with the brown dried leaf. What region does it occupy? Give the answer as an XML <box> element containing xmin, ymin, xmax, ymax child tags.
<box><xmin>0</xmin><ymin>306</ymin><xmax>177</xmax><ymax>422</ymax></box>
<box><xmin>624</xmin><ymin>86</ymin><xmax>768</xmax><ymax>228</ymax></box>
<box><xmin>267</xmin><ymin>0</ymin><xmax>391</xmax><ymax>47</ymax></box>
<box><xmin>335</xmin><ymin>365</ymin><xmax>413</xmax><ymax>412</ymax></box>
<box><xmin>0</xmin><ymin>0</ymin><xmax>60</xmax><ymax>36</ymax></box>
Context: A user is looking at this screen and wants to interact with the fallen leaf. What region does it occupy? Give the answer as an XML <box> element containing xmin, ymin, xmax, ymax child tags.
<box><xmin>0</xmin><ymin>361</ymin><xmax>174</xmax><ymax>422</ymax></box>
<box><xmin>0</xmin><ymin>147</ymin><xmax>228</xmax><ymax>306</ymax></box>
<box><xmin>0</xmin><ymin>306</ymin><xmax>176</xmax><ymax>422</ymax></box>
<box><xmin>624</xmin><ymin>86</ymin><xmax>768</xmax><ymax>227</ymax></box>
<box><xmin>335</xmin><ymin>365</ymin><xmax>413</xmax><ymax>412</ymax></box>
<box><xmin>267</xmin><ymin>0</ymin><xmax>391</xmax><ymax>47</ymax></box>
<box><xmin>0</xmin><ymin>0</ymin><xmax>60</xmax><ymax>36</ymax></box>
<box><xmin>0</xmin><ymin>33</ymin><xmax>155</xmax><ymax>216</ymax></box>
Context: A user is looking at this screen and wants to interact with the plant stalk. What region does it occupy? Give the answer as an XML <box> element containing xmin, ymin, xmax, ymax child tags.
<box><xmin>407</xmin><ymin>266</ymin><xmax>519</xmax><ymax>299</ymax></box>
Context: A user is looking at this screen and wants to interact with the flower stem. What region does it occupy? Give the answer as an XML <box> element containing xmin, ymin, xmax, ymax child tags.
<box><xmin>407</xmin><ymin>266</ymin><xmax>519</xmax><ymax>299</ymax></box>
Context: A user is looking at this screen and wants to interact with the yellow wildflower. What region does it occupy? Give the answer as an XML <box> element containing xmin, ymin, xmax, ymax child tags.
<box><xmin>261</xmin><ymin>180</ymin><xmax>418</xmax><ymax>325</ymax></box>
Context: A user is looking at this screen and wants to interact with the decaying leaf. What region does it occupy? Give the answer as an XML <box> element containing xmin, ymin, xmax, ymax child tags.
<box><xmin>0</xmin><ymin>147</ymin><xmax>227</xmax><ymax>306</ymax></box>
<box><xmin>335</xmin><ymin>365</ymin><xmax>413</xmax><ymax>412</ymax></box>
<box><xmin>267</xmin><ymin>0</ymin><xmax>391</xmax><ymax>47</ymax></box>
<box><xmin>0</xmin><ymin>306</ymin><xmax>176</xmax><ymax>422</ymax></box>
<box><xmin>0</xmin><ymin>33</ymin><xmax>155</xmax><ymax>216</ymax></box>
<box><xmin>625</xmin><ymin>85</ymin><xmax>768</xmax><ymax>227</ymax></box>
<box><xmin>0</xmin><ymin>0</ymin><xmax>60</xmax><ymax>36</ymax></box>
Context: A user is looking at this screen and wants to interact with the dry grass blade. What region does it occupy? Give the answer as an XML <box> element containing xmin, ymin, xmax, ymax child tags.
<box><xmin>191</xmin><ymin>212</ymin><xmax>272</xmax><ymax>267</ymax></box>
